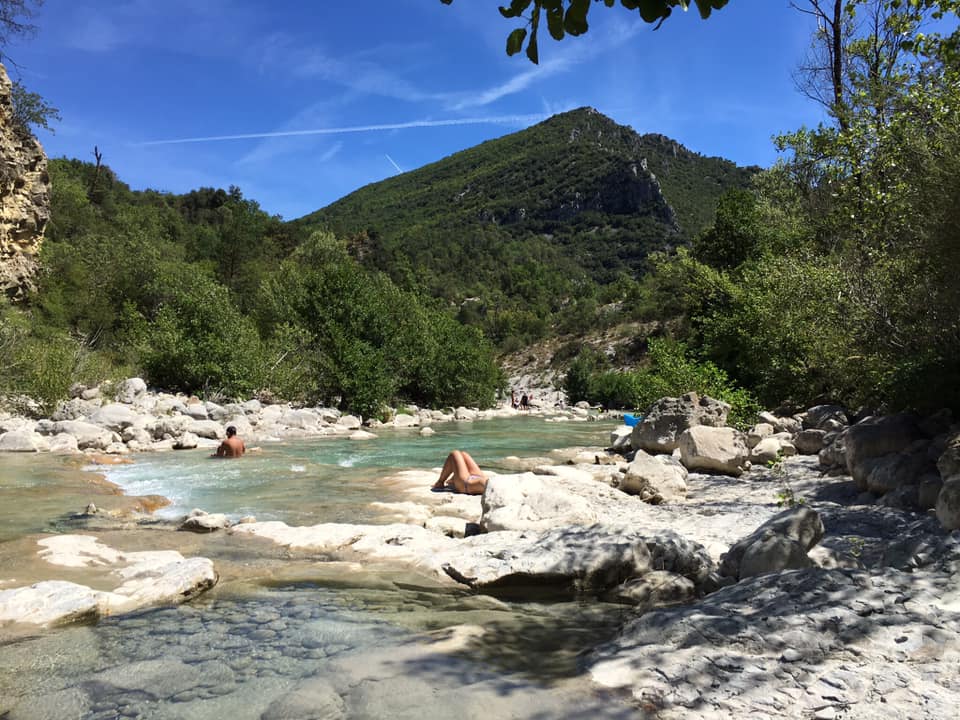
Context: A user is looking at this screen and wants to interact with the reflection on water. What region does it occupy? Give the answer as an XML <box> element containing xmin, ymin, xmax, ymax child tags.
<box><xmin>0</xmin><ymin>417</ymin><xmax>639</xmax><ymax>718</ymax></box>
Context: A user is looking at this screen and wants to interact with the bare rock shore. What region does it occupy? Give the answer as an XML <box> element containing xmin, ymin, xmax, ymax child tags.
<box><xmin>0</xmin><ymin>377</ymin><xmax>590</xmax><ymax>457</ymax></box>
<box><xmin>2</xmin><ymin>392</ymin><xmax>960</xmax><ymax>718</ymax></box>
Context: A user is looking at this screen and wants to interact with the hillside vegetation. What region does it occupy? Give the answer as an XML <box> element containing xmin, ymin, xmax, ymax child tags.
<box><xmin>297</xmin><ymin>108</ymin><xmax>755</xmax><ymax>347</ymax></box>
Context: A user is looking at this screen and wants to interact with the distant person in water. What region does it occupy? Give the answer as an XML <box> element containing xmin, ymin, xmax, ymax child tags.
<box><xmin>520</xmin><ymin>393</ymin><xmax>529</xmax><ymax>411</ymax></box>
<box><xmin>214</xmin><ymin>425</ymin><xmax>246</xmax><ymax>458</ymax></box>
<box><xmin>432</xmin><ymin>449</ymin><xmax>488</xmax><ymax>495</ymax></box>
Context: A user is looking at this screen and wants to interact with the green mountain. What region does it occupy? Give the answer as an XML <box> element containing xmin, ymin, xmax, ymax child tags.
<box><xmin>296</xmin><ymin>107</ymin><xmax>757</xmax><ymax>307</ymax></box>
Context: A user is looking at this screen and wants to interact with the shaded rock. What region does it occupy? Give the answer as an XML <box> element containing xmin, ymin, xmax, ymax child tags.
<box><xmin>602</xmin><ymin>570</ymin><xmax>696</xmax><ymax>607</ymax></box>
<box><xmin>793</xmin><ymin>428</ymin><xmax>827</xmax><ymax>455</ymax></box>
<box><xmin>620</xmin><ymin>450</ymin><xmax>687</xmax><ymax>503</ymax></box>
<box><xmin>720</xmin><ymin>506</ymin><xmax>824</xmax><ymax>580</ymax></box>
<box><xmin>803</xmin><ymin>404</ymin><xmax>849</xmax><ymax>430</ymax></box>
<box><xmin>632</xmin><ymin>392</ymin><xmax>729</xmax><ymax>454</ymax></box>
<box><xmin>937</xmin><ymin>431</ymin><xmax>960</xmax><ymax>481</ymax></box>
<box><xmin>845</xmin><ymin>414</ymin><xmax>924</xmax><ymax>489</ymax></box>
<box><xmin>677</xmin><ymin>425</ymin><xmax>750</xmax><ymax>476</ymax></box>
<box><xmin>936</xmin><ymin>478</ymin><xmax>960</xmax><ymax>531</ymax></box>
<box><xmin>819</xmin><ymin>430</ymin><xmax>847</xmax><ymax>468</ymax></box>
<box><xmin>918</xmin><ymin>474</ymin><xmax>944</xmax><ymax>511</ymax></box>
<box><xmin>758</xmin><ymin>411</ymin><xmax>802</xmax><ymax>434</ymax></box>
<box><xmin>610</xmin><ymin>424</ymin><xmax>632</xmax><ymax>451</ymax></box>
<box><xmin>864</xmin><ymin>450</ymin><xmax>930</xmax><ymax>495</ymax></box>
<box><xmin>261</xmin><ymin>676</ymin><xmax>346</xmax><ymax>720</ymax></box>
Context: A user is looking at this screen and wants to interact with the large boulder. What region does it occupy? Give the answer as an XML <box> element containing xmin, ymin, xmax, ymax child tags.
<box><xmin>719</xmin><ymin>506</ymin><xmax>824</xmax><ymax>580</ymax></box>
<box><xmin>610</xmin><ymin>425</ymin><xmax>632</xmax><ymax>451</ymax></box>
<box><xmin>631</xmin><ymin>393</ymin><xmax>729</xmax><ymax>454</ymax></box>
<box><xmin>89</xmin><ymin>403</ymin><xmax>140</xmax><ymax>432</ymax></box>
<box><xmin>0</xmin><ymin>429</ymin><xmax>49</xmax><ymax>452</ymax></box>
<box><xmin>51</xmin><ymin>420</ymin><xmax>118</xmax><ymax>450</ymax></box>
<box><xmin>620</xmin><ymin>450</ymin><xmax>687</xmax><ymax>504</ymax></box>
<box><xmin>758</xmin><ymin>411</ymin><xmax>802</xmax><ymax>434</ymax></box>
<box><xmin>864</xmin><ymin>449</ymin><xmax>932</xmax><ymax>496</ymax></box>
<box><xmin>677</xmin><ymin>426</ymin><xmax>750</xmax><ymax>477</ymax></box>
<box><xmin>443</xmin><ymin>526</ymin><xmax>715</xmax><ymax>595</ymax></box>
<box><xmin>480</xmin><ymin>474</ymin><xmax>601</xmax><ymax>532</ymax></box>
<box><xmin>185</xmin><ymin>419</ymin><xmax>225</xmax><ymax>440</ymax></box>
<box><xmin>793</xmin><ymin>428</ymin><xmax>827</xmax><ymax>455</ymax></box>
<box><xmin>844</xmin><ymin>414</ymin><xmax>924</xmax><ymax>489</ymax></box>
<box><xmin>116</xmin><ymin>377</ymin><xmax>147</xmax><ymax>404</ymax></box>
<box><xmin>802</xmin><ymin>404</ymin><xmax>849</xmax><ymax>431</ymax></box>
<box><xmin>935</xmin><ymin>478</ymin><xmax>960</xmax><ymax>531</ymax></box>
<box><xmin>937</xmin><ymin>431</ymin><xmax>960</xmax><ymax>481</ymax></box>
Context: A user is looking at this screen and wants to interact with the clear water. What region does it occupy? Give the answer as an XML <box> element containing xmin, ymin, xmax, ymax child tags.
<box><xmin>95</xmin><ymin>417</ymin><xmax>616</xmax><ymax>523</ymax></box>
<box><xmin>0</xmin><ymin>417</ymin><xmax>639</xmax><ymax>718</ymax></box>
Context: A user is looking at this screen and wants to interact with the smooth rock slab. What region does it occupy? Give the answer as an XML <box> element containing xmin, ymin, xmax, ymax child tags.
<box><xmin>0</xmin><ymin>536</ymin><xmax>218</xmax><ymax>626</ymax></box>
<box><xmin>231</xmin><ymin>519</ymin><xmax>715</xmax><ymax>597</ymax></box>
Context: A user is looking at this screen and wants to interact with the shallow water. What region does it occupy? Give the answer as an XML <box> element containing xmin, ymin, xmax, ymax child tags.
<box><xmin>0</xmin><ymin>417</ymin><xmax>640</xmax><ymax>718</ymax></box>
<box><xmin>94</xmin><ymin>417</ymin><xmax>616</xmax><ymax>522</ymax></box>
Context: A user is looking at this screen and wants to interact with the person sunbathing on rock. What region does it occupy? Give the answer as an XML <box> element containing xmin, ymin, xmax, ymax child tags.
<box><xmin>213</xmin><ymin>425</ymin><xmax>246</xmax><ymax>458</ymax></box>
<box><xmin>432</xmin><ymin>449</ymin><xmax>488</xmax><ymax>494</ymax></box>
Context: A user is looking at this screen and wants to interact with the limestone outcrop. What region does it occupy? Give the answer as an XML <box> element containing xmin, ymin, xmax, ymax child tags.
<box><xmin>0</xmin><ymin>62</ymin><xmax>50</xmax><ymax>300</ymax></box>
<box><xmin>0</xmin><ymin>535</ymin><xmax>217</xmax><ymax>627</ymax></box>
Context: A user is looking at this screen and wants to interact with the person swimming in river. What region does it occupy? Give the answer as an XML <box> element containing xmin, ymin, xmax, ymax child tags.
<box><xmin>432</xmin><ymin>449</ymin><xmax>488</xmax><ymax>495</ymax></box>
<box><xmin>213</xmin><ymin>425</ymin><xmax>246</xmax><ymax>458</ymax></box>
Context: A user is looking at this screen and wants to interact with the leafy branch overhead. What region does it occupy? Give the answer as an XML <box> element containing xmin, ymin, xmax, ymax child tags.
<box><xmin>440</xmin><ymin>0</ymin><xmax>728</xmax><ymax>63</ymax></box>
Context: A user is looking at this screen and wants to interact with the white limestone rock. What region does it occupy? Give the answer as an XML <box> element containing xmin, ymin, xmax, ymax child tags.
<box><xmin>620</xmin><ymin>450</ymin><xmax>687</xmax><ymax>504</ymax></box>
<box><xmin>678</xmin><ymin>425</ymin><xmax>750</xmax><ymax>477</ymax></box>
<box><xmin>0</xmin><ymin>429</ymin><xmax>49</xmax><ymax>452</ymax></box>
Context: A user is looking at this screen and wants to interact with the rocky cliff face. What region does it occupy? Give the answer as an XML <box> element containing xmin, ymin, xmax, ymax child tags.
<box><xmin>0</xmin><ymin>62</ymin><xmax>50</xmax><ymax>301</ymax></box>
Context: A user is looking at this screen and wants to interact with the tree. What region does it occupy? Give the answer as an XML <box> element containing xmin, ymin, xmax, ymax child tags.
<box><xmin>0</xmin><ymin>0</ymin><xmax>42</xmax><ymax>61</ymax></box>
<box><xmin>10</xmin><ymin>79</ymin><xmax>60</xmax><ymax>133</ymax></box>
<box><xmin>439</xmin><ymin>0</ymin><xmax>728</xmax><ymax>63</ymax></box>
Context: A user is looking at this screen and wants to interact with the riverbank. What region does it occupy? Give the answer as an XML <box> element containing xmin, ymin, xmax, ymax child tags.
<box><xmin>1</xmin><ymin>396</ymin><xmax>959</xmax><ymax>718</ymax></box>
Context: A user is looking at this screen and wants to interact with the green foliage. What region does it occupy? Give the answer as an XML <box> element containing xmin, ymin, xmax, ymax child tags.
<box><xmin>297</xmin><ymin>108</ymin><xmax>754</xmax><ymax>349</ymax></box>
<box><xmin>0</xmin><ymin>301</ymin><xmax>121</xmax><ymax>415</ymax></box>
<box><xmin>18</xmin><ymin>160</ymin><xmax>502</xmax><ymax>413</ymax></box>
<box><xmin>440</xmin><ymin>0</ymin><xmax>728</xmax><ymax>64</ymax></box>
<box><xmin>9</xmin><ymin>79</ymin><xmax>60</xmax><ymax>134</ymax></box>
<box><xmin>563</xmin><ymin>338</ymin><xmax>759</xmax><ymax>425</ymax></box>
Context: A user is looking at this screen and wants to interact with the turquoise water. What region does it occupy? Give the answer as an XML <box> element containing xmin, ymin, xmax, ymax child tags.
<box><xmin>95</xmin><ymin>417</ymin><xmax>616</xmax><ymax>523</ymax></box>
<box><xmin>0</xmin><ymin>417</ymin><xmax>638</xmax><ymax>718</ymax></box>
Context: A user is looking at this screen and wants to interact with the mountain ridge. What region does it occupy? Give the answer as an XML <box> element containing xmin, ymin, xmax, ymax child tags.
<box><xmin>295</xmin><ymin>108</ymin><xmax>756</xmax><ymax>308</ymax></box>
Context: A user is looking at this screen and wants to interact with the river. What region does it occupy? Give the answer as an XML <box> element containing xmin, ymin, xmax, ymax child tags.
<box><xmin>0</xmin><ymin>417</ymin><xmax>640</xmax><ymax>719</ymax></box>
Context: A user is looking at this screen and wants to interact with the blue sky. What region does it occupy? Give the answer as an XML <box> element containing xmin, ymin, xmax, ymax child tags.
<box><xmin>7</xmin><ymin>0</ymin><xmax>826</xmax><ymax>220</ymax></box>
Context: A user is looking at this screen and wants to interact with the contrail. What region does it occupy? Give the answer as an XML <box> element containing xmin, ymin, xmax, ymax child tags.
<box><xmin>385</xmin><ymin>154</ymin><xmax>403</xmax><ymax>173</ymax></box>
<box><xmin>135</xmin><ymin>114</ymin><xmax>547</xmax><ymax>147</ymax></box>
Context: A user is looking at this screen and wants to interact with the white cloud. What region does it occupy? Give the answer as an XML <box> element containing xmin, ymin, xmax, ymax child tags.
<box><xmin>136</xmin><ymin>113</ymin><xmax>548</xmax><ymax>146</ymax></box>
